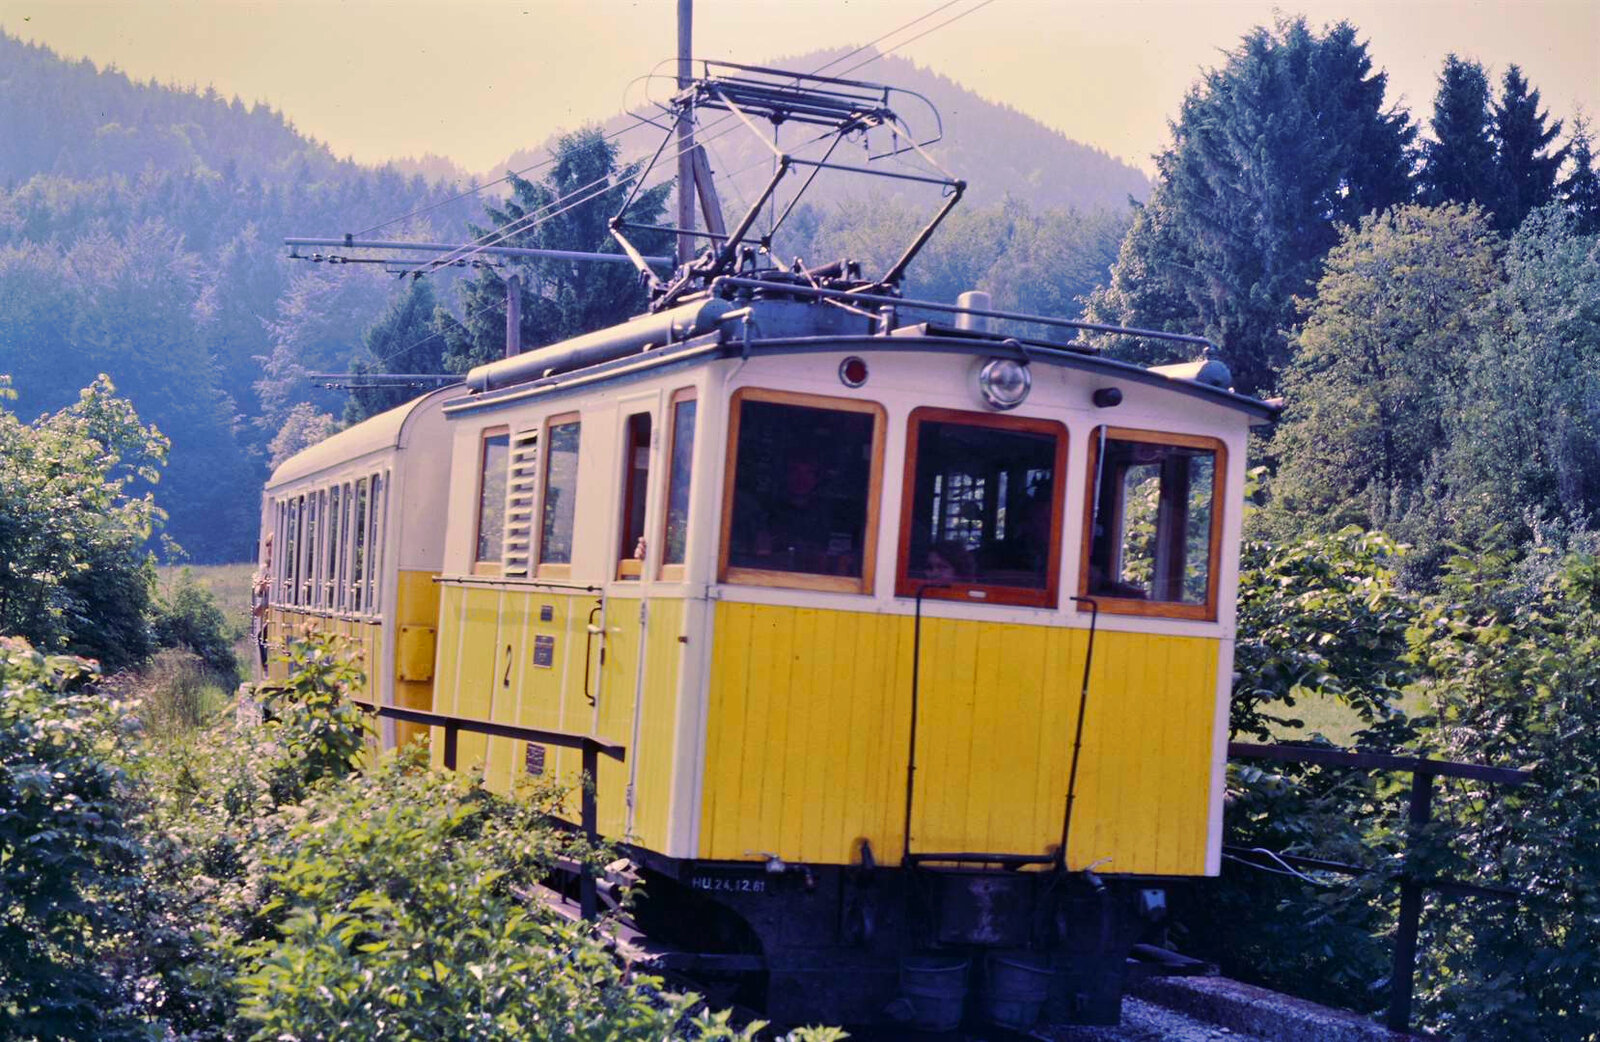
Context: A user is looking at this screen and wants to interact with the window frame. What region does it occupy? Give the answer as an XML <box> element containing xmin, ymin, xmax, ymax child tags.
<box><xmin>893</xmin><ymin>406</ymin><xmax>1070</xmax><ymax>608</ymax></box>
<box><xmin>717</xmin><ymin>387</ymin><xmax>887</xmax><ymax>596</ymax></box>
<box><xmin>1078</xmin><ymin>426</ymin><xmax>1228</xmax><ymax>622</ymax></box>
<box><xmin>472</xmin><ymin>426</ymin><xmax>511</xmax><ymax>577</ymax></box>
<box><xmin>368</xmin><ymin>470</ymin><xmax>387</xmax><ymax>615</ymax></box>
<box><xmin>658</xmin><ymin>388</ymin><xmax>697</xmax><ymax>582</ymax></box>
<box><xmin>536</xmin><ymin>413</ymin><xmax>583</xmax><ymax>579</ymax></box>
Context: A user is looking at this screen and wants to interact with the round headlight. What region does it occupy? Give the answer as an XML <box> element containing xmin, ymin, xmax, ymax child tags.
<box><xmin>978</xmin><ymin>358</ymin><xmax>1031</xmax><ymax>410</ymax></box>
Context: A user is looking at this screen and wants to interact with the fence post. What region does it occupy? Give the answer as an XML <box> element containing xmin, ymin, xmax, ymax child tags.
<box><xmin>1387</xmin><ymin>769</ymin><xmax>1436</xmax><ymax>1032</ymax></box>
<box><xmin>580</xmin><ymin>741</ymin><xmax>599</xmax><ymax>921</ymax></box>
<box><xmin>443</xmin><ymin>722</ymin><xmax>459</xmax><ymax>771</ymax></box>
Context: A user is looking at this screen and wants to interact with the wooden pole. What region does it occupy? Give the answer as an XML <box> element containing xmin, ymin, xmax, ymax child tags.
<box><xmin>675</xmin><ymin>0</ymin><xmax>696</xmax><ymax>267</ymax></box>
<box><xmin>580</xmin><ymin>742</ymin><xmax>600</xmax><ymax>920</ymax></box>
<box><xmin>504</xmin><ymin>273</ymin><xmax>522</xmax><ymax>358</ymax></box>
<box><xmin>1387</xmin><ymin>770</ymin><xmax>1435</xmax><ymax>1032</ymax></box>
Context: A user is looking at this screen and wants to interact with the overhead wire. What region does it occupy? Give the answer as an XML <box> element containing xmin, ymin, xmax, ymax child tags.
<box><xmin>353</xmin><ymin>0</ymin><xmax>989</xmax><ymax>247</ymax></box>
<box><xmin>346</xmin><ymin>0</ymin><xmax>1003</xmax><ymax>363</ymax></box>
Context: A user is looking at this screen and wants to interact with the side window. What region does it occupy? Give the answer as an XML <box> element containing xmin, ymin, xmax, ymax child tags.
<box><xmin>474</xmin><ymin>429</ymin><xmax>511</xmax><ymax>575</ymax></box>
<box><xmin>325</xmin><ymin>484</ymin><xmax>342</xmax><ymax>610</ymax></box>
<box><xmin>302</xmin><ymin>492</ymin><xmax>319</xmax><ymax>606</ymax></box>
<box><xmin>369</xmin><ymin>471</ymin><xmax>386</xmax><ymax>612</ymax></box>
<box><xmin>896</xmin><ymin>408</ymin><xmax>1067</xmax><ymax>607</ymax></box>
<box><xmin>1083</xmin><ymin>428</ymin><xmax>1224</xmax><ymax>619</ymax></box>
<box><xmin>336</xmin><ymin>482</ymin><xmax>352</xmax><ymax>612</ymax></box>
<box><xmin>538</xmin><ymin>417</ymin><xmax>581</xmax><ymax>575</ymax></box>
<box><xmin>616</xmin><ymin>413</ymin><xmax>652</xmax><ymax>579</ymax></box>
<box><xmin>721</xmin><ymin>389</ymin><xmax>884</xmax><ymax>594</ymax></box>
<box><xmin>660</xmin><ymin>390</ymin><xmax>697</xmax><ymax>581</ymax></box>
<box><xmin>282</xmin><ymin>496</ymin><xmax>299</xmax><ymax>604</ymax></box>
<box><xmin>351</xmin><ymin>478</ymin><xmax>368</xmax><ymax>612</ymax></box>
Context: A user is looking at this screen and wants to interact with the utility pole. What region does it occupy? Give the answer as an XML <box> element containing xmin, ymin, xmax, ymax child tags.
<box><xmin>676</xmin><ymin>0</ymin><xmax>696</xmax><ymax>267</ymax></box>
<box><xmin>504</xmin><ymin>273</ymin><xmax>522</xmax><ymax>358</ymax></box>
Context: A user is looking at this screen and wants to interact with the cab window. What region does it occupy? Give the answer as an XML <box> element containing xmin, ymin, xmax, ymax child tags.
<box><xmin>896</xmin><ymin>408</ymin><xmax>1067</xmax><ymax>607</ymax></box>
<box><xmin>474</xmin><ymin>429</ymin><xmax>510</xmax><ymax>575</ymax></box>
<box><xmin>721</xmin><ymin>389</ymin><xmax>884</xmax><ymax>594</ymax></box>
<box><xmin>538</xmin><ymin>417</ymin><xmax>581</xmax><ymax>574</ymax></box>
<box><xmin>616</xmin><ymin>413</ymin><xmax>652</xmax><ymax>579</ymax></box>
<box><xmin>1083</xmin><ymin>428</ymin><xmax>1224</xmax><ymax>619</ymax></box>
<box><xmin>660</xmin><ymin>390</ymin><xmax>696</xmax><ymax>580</ymax></box>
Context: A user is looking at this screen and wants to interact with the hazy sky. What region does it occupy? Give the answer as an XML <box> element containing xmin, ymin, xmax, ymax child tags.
<box><xmin>1</xmin><ymin>0</ymin><xmax>1595</xmax><ymax>175</ymax></box>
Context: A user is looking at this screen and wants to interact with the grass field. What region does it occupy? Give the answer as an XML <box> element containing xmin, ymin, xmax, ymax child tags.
<box><xmin>1264</xmin><ymin>688</ymin><xmax>1431</xmax><ymax>746</ymax></box>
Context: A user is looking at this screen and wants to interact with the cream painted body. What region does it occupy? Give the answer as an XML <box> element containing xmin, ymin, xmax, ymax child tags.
<box><xmin>431</xmin><ymin>339</ymin><xmax>1251</xmax><ymax>876</ymax></box>
<box><xmin>261</xmin><ymin>386</ymin><xmax>461</xmax><ymax>746</ymax></box>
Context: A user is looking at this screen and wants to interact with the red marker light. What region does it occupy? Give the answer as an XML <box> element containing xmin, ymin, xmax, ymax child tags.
<box><xmin>839</xmin><ymin>356</ymin><xmax>869</xmax><ymax>388</ymax></box>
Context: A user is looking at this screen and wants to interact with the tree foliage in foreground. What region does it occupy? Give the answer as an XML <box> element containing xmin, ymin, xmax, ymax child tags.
<box><xmin>1407</xmin><ymin>550</ymin><xmax>1600</xmax><ymax>1040</ymax></box>
<box><xmin>0</xmin><ymin>374</ymin><xmax>168</xmax><ymax>670</ymax></box>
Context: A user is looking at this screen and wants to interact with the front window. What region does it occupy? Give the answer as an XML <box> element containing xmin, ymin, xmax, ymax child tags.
<box><xmin>1084</xmin><ymin>428</ymin><xmax>1224</xmax><ymax>619</ymax></box>
<box><xmin>896</xmin><ymin>408</ymin><xmax>1067</xmax><ymax>607</ymax></box>
<box><xmin>722</xmin><ymin>389</ymin><xmax>884</xmax><ymax>594</ymax></box>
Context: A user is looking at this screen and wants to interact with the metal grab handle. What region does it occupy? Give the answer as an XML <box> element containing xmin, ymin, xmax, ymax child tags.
<box><xmin>502</xmin><ymin>643</ymin><xmax>513</xmax><ymax>688</ymax></box>
<box><xmin>582</xmin><ymin>604</ymin><xmax>603</xmax><ymax>707</ymax></box>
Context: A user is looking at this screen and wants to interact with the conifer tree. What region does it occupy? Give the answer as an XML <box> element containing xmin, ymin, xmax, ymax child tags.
<box><xmin>1492</xmin><ymin>64</ymin><xmax>1566</xmax><ymax>229</ymax></box>
<box><xmin>343</xmin><ymin>279</ymin><xmax>442</xmax><ymax>424</ymax></box>
<box><xmin>1418</xmin><ymin>56</ymin><xmax>1499</xmax><ymax>211</ymax></box>
<box><xmin>439</xmin><ymin>129</ymin><xmax>671</xmax><ymax>372</ymax></box>
<box><xmin>1560</xmin><ymin>117</ymin><xmax>1600</xmax><ymax>234</ymax></box>
<box><xmin>1085</xmin><ymin>17</ymin><xmax>1414</xmax><ymax>395</ymax></box>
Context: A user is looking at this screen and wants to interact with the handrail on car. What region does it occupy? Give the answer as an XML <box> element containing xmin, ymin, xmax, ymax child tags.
<box><xmin>707</xmin><ymin>275</ymin><xmax>1219</xmax><ymax>353</ymax></box>
<box><xmin>350</xmin><ymin>698</ymin><xmax>625</xmax><ymax>920</ymax></box>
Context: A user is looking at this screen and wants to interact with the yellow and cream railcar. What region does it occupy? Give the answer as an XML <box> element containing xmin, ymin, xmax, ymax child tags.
<box><xmin>259</xmin><ymin>385</ymin><xmax>461</xmax><ymax>749</ymax></box>
<box><xmin>387</xmin><ymin>286</ymin><xmax>1274</xmax><ymax>1025</ymax></box>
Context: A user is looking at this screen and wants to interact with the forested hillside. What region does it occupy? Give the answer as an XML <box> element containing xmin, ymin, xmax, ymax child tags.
<box><xmin>0</xmin><ymin>32</ymin><xmax>480</xmax><ymax>561</ymax></box>
<box><xmin>0</xmin><ymin>33</ymin><xmax>1148</xmax><ymax>563</ymax></box>
<box><xmin>502</xmin><ymin>47</ymin><xmax>1151</xmax><ymax>216</ymax></box>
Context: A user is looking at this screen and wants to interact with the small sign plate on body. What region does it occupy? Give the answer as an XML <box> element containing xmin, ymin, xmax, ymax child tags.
<box><xmin>689</xmin><ymin>868</ymin><xmax>770</xmax><ymax>895</ymax></box>
<box><xmin>533</xmin><ymin>634</ymin><xmax>555</xmax><ymax>668</ymax></box>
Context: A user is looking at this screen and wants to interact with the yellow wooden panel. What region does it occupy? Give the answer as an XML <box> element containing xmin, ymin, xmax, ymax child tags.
<box><xmin>480</xmin><ymin>596</ymin><xmax>529</xmax><ymax>795</ymax></box>
<box><xmin>632</xmin><ymin>597</ymin><xmax>684</xmax><ymax>852</ymax></box>
<box><xmin>701</xmin><ymin>603</ymin><xmax>1222</xmax><ymax>875</ymax></box>
<box><xmin>429</xmin><ymin>584</ymin><xmax>466</xmax><ymax>770</ymax></box>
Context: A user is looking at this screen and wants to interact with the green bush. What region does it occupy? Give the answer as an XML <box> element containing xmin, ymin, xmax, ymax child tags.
<box><xmin>149</xmin><ymin>567</ymin><xmax>239</xmax><ymax>677</ymax></box>
<box><xmin>0</xmin><ymin>636</ymin><xmax>149</xmax><ymax>1040</ymax></box>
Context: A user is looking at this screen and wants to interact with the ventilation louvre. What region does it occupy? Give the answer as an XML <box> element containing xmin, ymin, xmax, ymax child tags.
<box><xmin>502</xmin><ymin>430</ymin><xmax>540</xmax><ymax>577</ymax></box>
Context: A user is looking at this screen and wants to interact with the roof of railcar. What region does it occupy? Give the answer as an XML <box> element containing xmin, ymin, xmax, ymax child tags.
<box><xmin>267</xmin><ymin>383</ymin><xmax>463</xmax><ymax>489</ymax></box>
<box><xmin>442</xmin><ymin>324</ymin><xmax>1280</xmax><ymax>423</ymax></box>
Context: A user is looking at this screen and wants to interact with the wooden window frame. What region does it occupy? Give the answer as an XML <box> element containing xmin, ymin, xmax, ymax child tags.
<box><xmin>615</xmin><ymin>411</ymin><xmax>653</xmax><ymax>581</ymax></box>
<box><xmin>1079</xmin><ymin>427</ymin><xmax>1227</xmax><ymax>622</ymax></box>
<box><xmin>472</xmin><ymin>426</ymin><xmax>511</xmax><ymax>576</ymax></box>
<box><xmin>894</xmin><ymin>406</ymin><xmax>1069</xmax><ymax>609</ymax></box>
<box><xmin>718</xmin><ymin>387</ymin><xmax>886</xmax><ymax>596</ymax></box>
<box><xmin>536</xmin><ymin>413</ymin><xmax>582</xmax><ymax>579</ymax></box>
<box><xmin>659</xmin><ymin>388</ymin><xmax>697</xmax><ymax>582</ymax></box>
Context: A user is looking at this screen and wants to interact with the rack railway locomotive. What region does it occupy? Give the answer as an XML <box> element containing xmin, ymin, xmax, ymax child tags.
<box><xmin>260</xmin><ymin>64</ymin><xmax>1276</xmax><ymax>1031</ymax></box>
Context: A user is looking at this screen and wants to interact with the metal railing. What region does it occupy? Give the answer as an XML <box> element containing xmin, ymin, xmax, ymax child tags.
<box><xmin>352</xmin><ymin>700</ymin><xmax>625</xmax><ymax>920</ymax></box>
<box><xmin>1228</xmin><ymin>741</ymin><xmax>1532</xmax><ymax>1032</ymax></box>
